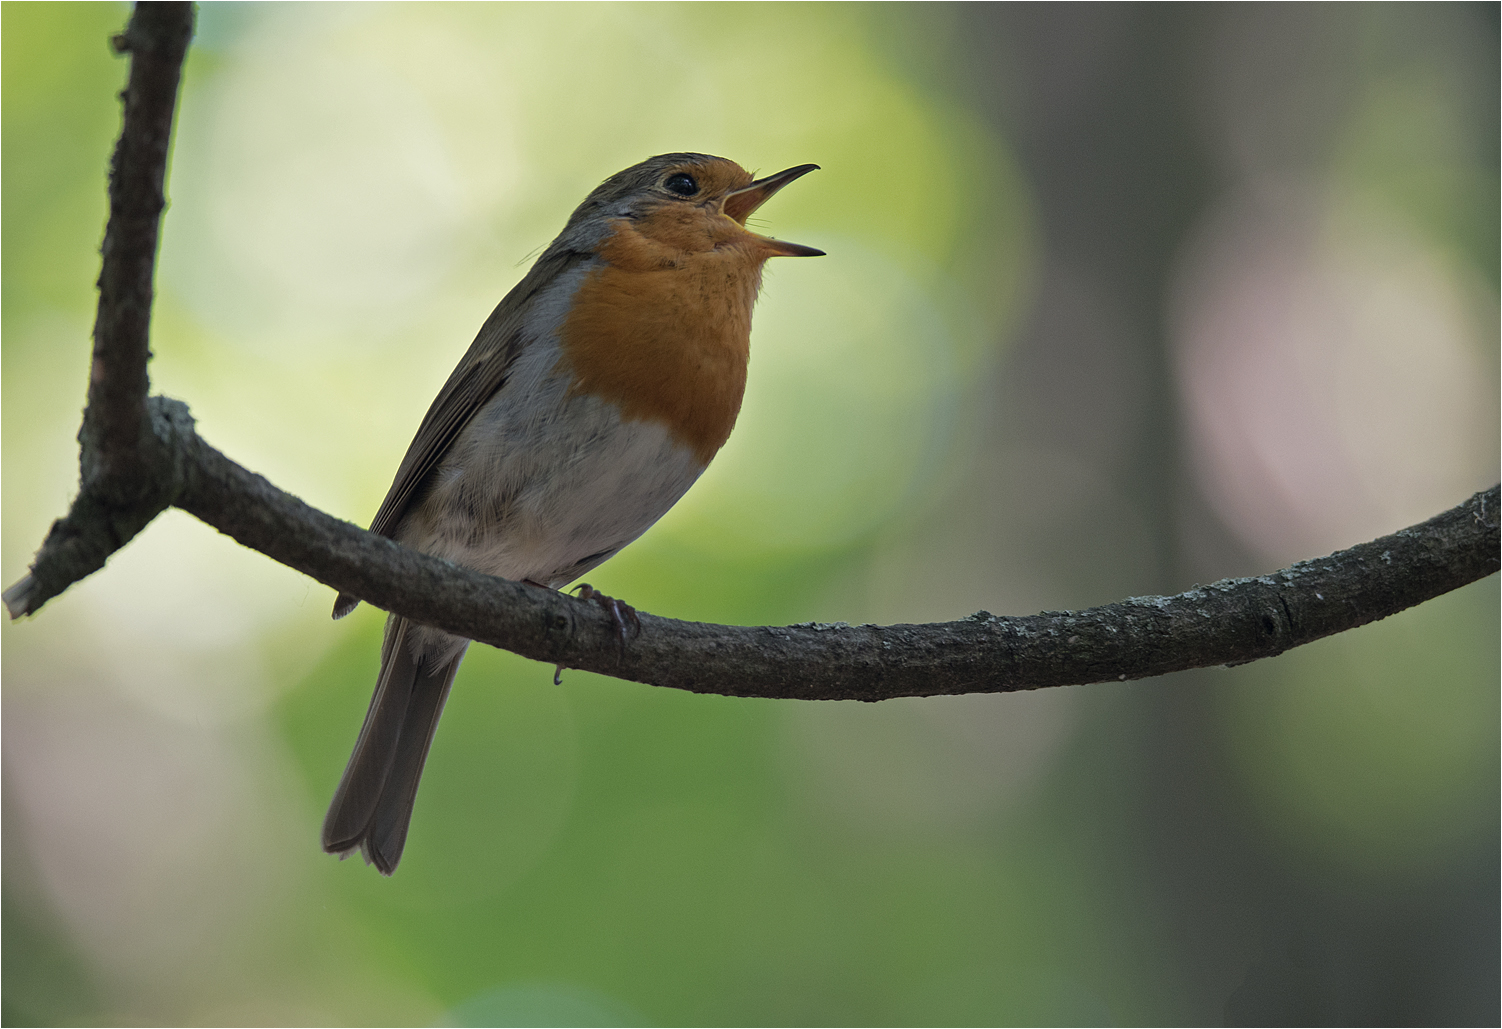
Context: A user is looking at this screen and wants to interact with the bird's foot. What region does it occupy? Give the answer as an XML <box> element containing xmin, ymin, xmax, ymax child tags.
<box><xmin>572</xmin><ymin>583</ymin><xmax>640</xmax><ymax>659</ymax></box>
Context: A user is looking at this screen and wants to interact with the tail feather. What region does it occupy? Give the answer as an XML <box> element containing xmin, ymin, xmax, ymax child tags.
<box><xmin>322</xmin><ymin>615</ymin><xmax>466</xmax><ymax>875</ymax></box>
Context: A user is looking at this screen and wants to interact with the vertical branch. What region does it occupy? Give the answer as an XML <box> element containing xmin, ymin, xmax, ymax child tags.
<box><xmin>2</xmin><ymin>2</ymin><xmax>194</xmax><ymax>618</ymax></box>
<box><xmin>82</xmin><ymin>1</ymin><xmax>194</xmax><ymax>497</ymax></box>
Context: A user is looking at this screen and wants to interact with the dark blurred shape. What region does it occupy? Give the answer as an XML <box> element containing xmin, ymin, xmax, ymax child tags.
<box><xmin>936</xmin><ymin>3</ymin><xmax>1499</xmax><ymax>1024</ymax></box>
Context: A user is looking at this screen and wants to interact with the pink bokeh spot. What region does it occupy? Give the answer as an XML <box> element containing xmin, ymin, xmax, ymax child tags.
<box><xmin>1174</xmin><ymin>187</ymin><xmax>1496</xmax><ymax>564</ymax></box>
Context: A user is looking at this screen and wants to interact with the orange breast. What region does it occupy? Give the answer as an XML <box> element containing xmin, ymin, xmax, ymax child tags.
<box><xmin>558</xmin><ymin>215</ymin><xmax>766</xmax><ymax>465</ymax></box>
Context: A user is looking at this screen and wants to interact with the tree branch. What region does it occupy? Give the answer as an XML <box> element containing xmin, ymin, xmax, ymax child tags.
<box><xmin>86</xmin><ymin>2</ymin><xmax>192</xmax><ymax>491</ymax></box>
<box><xmin>17</xmin><ymin>389</ymin><xmax>1502</xmax><ymax>699</ymax></box>
<box><xmin>111</xmin><ymin>454</ymin><xmax>1502</xmax><ymax>698</ymax></box>
<box><xmin>1</xmin><ymin>2</ymin><xmax>193</xmax><ymax>619</ymax></box>
<box><xmin>5</xmin><ymin>2</ymin><xmax>1498</xmax><ymax>703</ymax></box>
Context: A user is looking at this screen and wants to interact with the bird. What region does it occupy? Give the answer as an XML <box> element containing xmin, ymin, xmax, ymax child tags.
<box><xmin>322</xmin><ymin>153</ymin><xmax>823</xmax><ymax>874</ymax></box>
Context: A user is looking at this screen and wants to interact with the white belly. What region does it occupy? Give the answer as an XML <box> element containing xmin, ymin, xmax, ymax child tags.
<box><xmin>394</xmin><ymin>334</ymin><xmax>706</xmax><ymax>599</ymax></box>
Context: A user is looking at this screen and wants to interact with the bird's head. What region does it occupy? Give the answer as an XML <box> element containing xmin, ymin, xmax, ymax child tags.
<box><xmin>559</xmin><ymin>153</ymin><xmax>824</xmax><ymax>264</ymax></box>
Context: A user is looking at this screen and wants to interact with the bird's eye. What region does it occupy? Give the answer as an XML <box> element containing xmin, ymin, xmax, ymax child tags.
<box><xmin>663</xmin><ymin>172</ymin><xmax>699</xmax><ymax>197</ymax></box>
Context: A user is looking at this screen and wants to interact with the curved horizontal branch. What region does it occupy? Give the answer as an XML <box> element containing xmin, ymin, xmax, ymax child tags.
<box><xmin>183</xmin><ymin>469</ymin><xmax>1502</xmax><ymax>699</ymax></box>
<box><xmin>4</xmin><ymin>2</ymin><xmax>1497</xmax><ymax>704</ymax></box>
<box><xmin>9</xmin><ymin>398</ymin><xmax>1497</xmax><ymax>700</ymax></box>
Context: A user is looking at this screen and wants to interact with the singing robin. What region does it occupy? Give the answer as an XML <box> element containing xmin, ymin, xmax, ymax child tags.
<box><xmin>322</xmin><ymin>153</ymin><xmax>822</xmax><ymax>874</ymax></box>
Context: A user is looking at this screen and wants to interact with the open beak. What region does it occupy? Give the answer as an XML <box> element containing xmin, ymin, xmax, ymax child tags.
<box><xmin>723</xmin><ymin>163</ymin><xmax>825</xmax><ymax>257</ymax></box>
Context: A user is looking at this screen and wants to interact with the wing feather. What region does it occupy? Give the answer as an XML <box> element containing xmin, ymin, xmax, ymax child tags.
<box><xmin>333</xmin><ymin>246</ymin><xmax>590</xmax><ymax>618</ymax></box>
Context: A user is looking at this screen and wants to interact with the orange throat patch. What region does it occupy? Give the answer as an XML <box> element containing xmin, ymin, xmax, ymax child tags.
<box><xmin>558</xmin><ymin>213</ymin><xmax>772</xmax><ymax>465</ymax></box>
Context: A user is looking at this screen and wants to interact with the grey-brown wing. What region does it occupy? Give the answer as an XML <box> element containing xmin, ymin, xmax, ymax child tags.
<box><xmin>333</xmin><ymin>247</ymin><xmax>588</xmax><ymax>619</ymax></box>
<box><xmin>364</xmin><ymin>332</ymin><xmax>513</xmax><ymax>543</ymax></box>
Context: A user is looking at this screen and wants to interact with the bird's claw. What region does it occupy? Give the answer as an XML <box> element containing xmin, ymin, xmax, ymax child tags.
<box><xmin>572</xmin><ymin>583</ymin><xmax>640</xmax><ymax>659</ymax></box>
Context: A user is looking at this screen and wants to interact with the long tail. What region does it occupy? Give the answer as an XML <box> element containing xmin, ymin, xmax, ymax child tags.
<box><xmin>322</xmin><ymin>616</ymin><xmax>467</xmax><ymax>875</ymax></box>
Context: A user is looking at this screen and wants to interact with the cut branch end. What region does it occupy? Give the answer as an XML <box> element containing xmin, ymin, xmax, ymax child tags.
<box><xmin>3</xmin><ymin>575</ymin><xmax>37</xmax><ymax>619</ymax></box>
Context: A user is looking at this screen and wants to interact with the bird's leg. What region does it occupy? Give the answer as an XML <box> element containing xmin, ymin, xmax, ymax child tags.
<box><xmin>572</xmin><ymin>583</ymin><xmax>641</xmax><ymax>660</ymax></box>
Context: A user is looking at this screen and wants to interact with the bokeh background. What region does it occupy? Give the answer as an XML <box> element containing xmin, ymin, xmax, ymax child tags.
<box><xmin>4</xmin><ymin>3</ymin><xmax>1498</xmax><ymax>1025</ymax></box>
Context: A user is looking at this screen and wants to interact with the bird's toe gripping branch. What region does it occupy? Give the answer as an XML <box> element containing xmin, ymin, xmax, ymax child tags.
<box><xmin>552</xmin><ymin>582</ymin><xmax>642</xmax><ymax>684</ymax></box>
<box><xmin>573</xmin><ymin>582</ymin><xmax>642</xmax><ymax>655</ymax></box>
